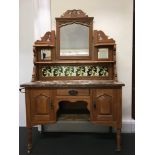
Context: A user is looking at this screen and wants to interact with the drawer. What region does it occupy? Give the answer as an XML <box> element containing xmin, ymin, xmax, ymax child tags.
<box><xmin>57</xmin><ymin>89</ymin><xmax>90</xmax><ymax>96</ymax></box>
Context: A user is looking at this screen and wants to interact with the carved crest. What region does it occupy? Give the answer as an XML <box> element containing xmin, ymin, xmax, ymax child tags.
<box><xmin>34</xmin><ymin>31</ymin><xmax>55</xmax><ymax>45</ymax></box>
<box><xmin>61</xmin><ymin>9</ymin><xmax>88</xmax><ymax>18</ymax></box>
<box><xmin>94</xmin><ymin>30</ymin><xmax>115</xmax><ymax>44</ymax></box>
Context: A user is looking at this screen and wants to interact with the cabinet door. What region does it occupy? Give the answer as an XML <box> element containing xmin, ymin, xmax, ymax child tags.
<box><xmin>30</xmin><ymin>89</ymin><xmax>55</xmax><ymax>124</ymax></box>
<box><xmin>92</xmin><ymin>89</ymin><xmax>114</xmax><ymax>121</ymax></box>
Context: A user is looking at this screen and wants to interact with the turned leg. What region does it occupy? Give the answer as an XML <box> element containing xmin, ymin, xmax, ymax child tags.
<box><xmin>27</xmin><ymin>127</ymin><xmax>32</xmax><ymax>154</ymax></box>
<box><xmin>116</xmin><ymin>128</ymin><xmax>121</xmax><ymax>151</ymax></box>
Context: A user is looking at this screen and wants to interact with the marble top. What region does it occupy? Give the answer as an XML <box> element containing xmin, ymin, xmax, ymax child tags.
<box><xmin>20</xmin><ymin>80</ymin><xmax>125</xmax><ymax>88</ymax></box>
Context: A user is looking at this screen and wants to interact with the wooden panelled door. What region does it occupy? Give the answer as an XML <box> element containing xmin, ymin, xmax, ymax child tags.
<box><xmin>92</xmin><ymin>89</ymin><xmax>114</xmax><ymax>121</ymax></box>
<box><xmin>29</xmin><ymin>89</ymin><xmax>55</xmax><ymax>124</ymax></box>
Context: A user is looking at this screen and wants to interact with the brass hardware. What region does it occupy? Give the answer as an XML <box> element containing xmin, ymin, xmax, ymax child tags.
<box><xmin>68</xmin><ymin>90</ymin><xmax>78</xmax><ymax>96</ymax></box>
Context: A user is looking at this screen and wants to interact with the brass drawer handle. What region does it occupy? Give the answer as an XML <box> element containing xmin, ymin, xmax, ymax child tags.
<box><xmin>68</xmin><ymin>90</ymin><xmax>78</xmax><ymax>96</ymax></box>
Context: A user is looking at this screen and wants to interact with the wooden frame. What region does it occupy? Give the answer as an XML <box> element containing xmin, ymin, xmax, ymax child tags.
<box><xmin>94</xmin><ymin>45</ymin><xmax>114</xmax><ymax>61</ymax></box>
<box><xmin>37</xmin><ymin>47</ymin><xmax>52</xmax><ymax>61</ymax></box>
<box><xmin>56</xmin><ymin>10</ymin><xmax>94</xmax><ymax>60</ymax></box>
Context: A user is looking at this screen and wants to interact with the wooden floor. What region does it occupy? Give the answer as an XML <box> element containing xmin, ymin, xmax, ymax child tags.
<box><xmin>19</xmin><ymin>127</ymin><xmax>135</xmax><ymax>155</ymax></box>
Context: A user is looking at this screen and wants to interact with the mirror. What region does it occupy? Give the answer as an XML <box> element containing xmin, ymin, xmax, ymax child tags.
<box><xmin>60</xmin><ymin>24</ymin><xmax>89</xmax><ymax>56</ymax></box>
<box><xmin>56</xmin><ymin>10</ymin><xmax>93</xmax><ymax>59</ymax></box>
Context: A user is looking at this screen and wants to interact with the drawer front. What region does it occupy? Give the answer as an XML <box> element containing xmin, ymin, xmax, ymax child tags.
<box><xmin>57</xmin><ymin>89</ymin><xmax>90</xmax><ymax>96</ymax></box>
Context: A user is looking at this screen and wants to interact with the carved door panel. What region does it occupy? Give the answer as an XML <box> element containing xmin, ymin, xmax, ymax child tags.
<box><xmin>30</xmin><ymin>89</ymin><xmax>55</xmax><ymax>124</ymax></box>
<box><xmin>93</xmin><ymin>89</ymin><xmax>115</xmax><ymax>121</ymax></box>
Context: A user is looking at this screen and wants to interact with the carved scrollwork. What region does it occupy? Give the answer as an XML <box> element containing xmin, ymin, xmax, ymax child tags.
<box><xmin>33</xmin><ymin>47</ymin><xmax>37</xmax><ymax>63</ymax></box>
<box><xmin>114</xmin><ymin>64</ymin><xmax>118</xmax><ymax>81</ymax></box>
<box><xmin>32</xmin><ymin>47</ymin><xmax>37</xmax><ymax>82</ymax></box>
<box><xmin>59</xmin><ymin>21</ymin><xmax>90</xmax><ymax>28</ymax></box>
<box><xmin>61</xmin><ymin>9</ymin><xmax>88</xmax><ymax>18</ymax></box>
<box><xmin>94</xmin><ymin>30</ymin><xmax>115</xmax><ymax>44</ymax></box>
<box><xmin>35</xmin><ymin>31</ymin><xmax>51</xmax><ymax>43</ymax></box>
<box><xmin>34</xmin><ymin>31</ymin><xmax>55</xmax><ymax>45</ymax></box>
<box><xmin>32</xmin><ymin>65</ymin><xmax>37</xmax><ymax>82</ymax></box>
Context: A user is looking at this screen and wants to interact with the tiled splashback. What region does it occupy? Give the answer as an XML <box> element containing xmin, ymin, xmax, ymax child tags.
<box><xmin>42</xmin><ymin>65</ymin><xmax>109</xmax><ymax>77</ymax></box>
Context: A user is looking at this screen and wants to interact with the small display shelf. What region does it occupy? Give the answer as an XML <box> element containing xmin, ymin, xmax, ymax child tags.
<box><xmin>34</xmin><ymin>60</ymin><xmax>115</xmax><ymax>64</ymax></box>
<box><xmin>33</xmin><ymin>31</ymin><xmax>56</xmax><ymax>62</ymax></box>
<box><xmin>93</xmin><ymin>30</ymin><xmax>116</xmax><ymax>61</ymax></box>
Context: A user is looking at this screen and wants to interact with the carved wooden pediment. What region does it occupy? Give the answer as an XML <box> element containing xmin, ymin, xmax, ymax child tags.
<box><xmin>61</xmin><ymin>9</ymin><xmax>88</xmax><ymax>18</ymax></box>
<box><xmin>34</xmin><ymin>31</ymin><xmax>55</xmax><ymax>45</ymax></box>
<box><xmin>94</xmin><ymin>30</ymin><xmax>115</xmax><ymax>45</ymax></box>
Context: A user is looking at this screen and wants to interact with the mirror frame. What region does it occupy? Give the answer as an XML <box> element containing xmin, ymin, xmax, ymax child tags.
<box><xmin>56</xmin><ymin>10</ymin><xmax>94</xmax><ymax>60</ymax></box>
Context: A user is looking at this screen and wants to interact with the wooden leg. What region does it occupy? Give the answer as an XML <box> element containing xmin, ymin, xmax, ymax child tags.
<box><xmin>116</xmin><ymin>128</ymin><xmax>121</xmax><ymax>151</ymax></box>
<box><xmin>27</xmin><ymin>127</ymin><xmax>32</xmax><ymax>154</ymax></box>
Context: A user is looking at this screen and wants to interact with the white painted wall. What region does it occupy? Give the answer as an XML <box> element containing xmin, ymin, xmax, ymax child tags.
<box><xmin>19</xmin><ymin>0</ymin><xmax>34</xmax><ymax>126</ymax></box>
<box><xmin>19</xmin><ymin>0</ymin><xmax>134</xmax><ymax>127</ymax></box>
<box><xmin>33</xmin><ymin>0</ymin><xmax>51</xmax><ymax>40</ymax></box>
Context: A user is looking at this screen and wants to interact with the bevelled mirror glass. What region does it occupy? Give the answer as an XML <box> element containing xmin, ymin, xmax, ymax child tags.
<box><xmin>60</xmin><ymin>23</ymin><xmax>89</xmax><ymax>56</ymax></box>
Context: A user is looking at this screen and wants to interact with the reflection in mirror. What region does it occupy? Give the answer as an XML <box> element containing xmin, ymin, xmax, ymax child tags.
<box><xmin>60</xmin><ymin>23</ymin><xmax>89</xmax><ymax>56</ymax></box>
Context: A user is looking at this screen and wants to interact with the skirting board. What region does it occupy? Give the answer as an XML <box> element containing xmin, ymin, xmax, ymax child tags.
<box><xmin>38</xmin><ymin>119</ymin><xmax>135</xmax><ymax>133</ymax></box>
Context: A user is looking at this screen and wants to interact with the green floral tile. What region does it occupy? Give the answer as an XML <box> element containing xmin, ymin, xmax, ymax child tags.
<box><xmin>42</xmin><ymin>65</ymin><xmax>109</xmax><ymax>77</ymax></box>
